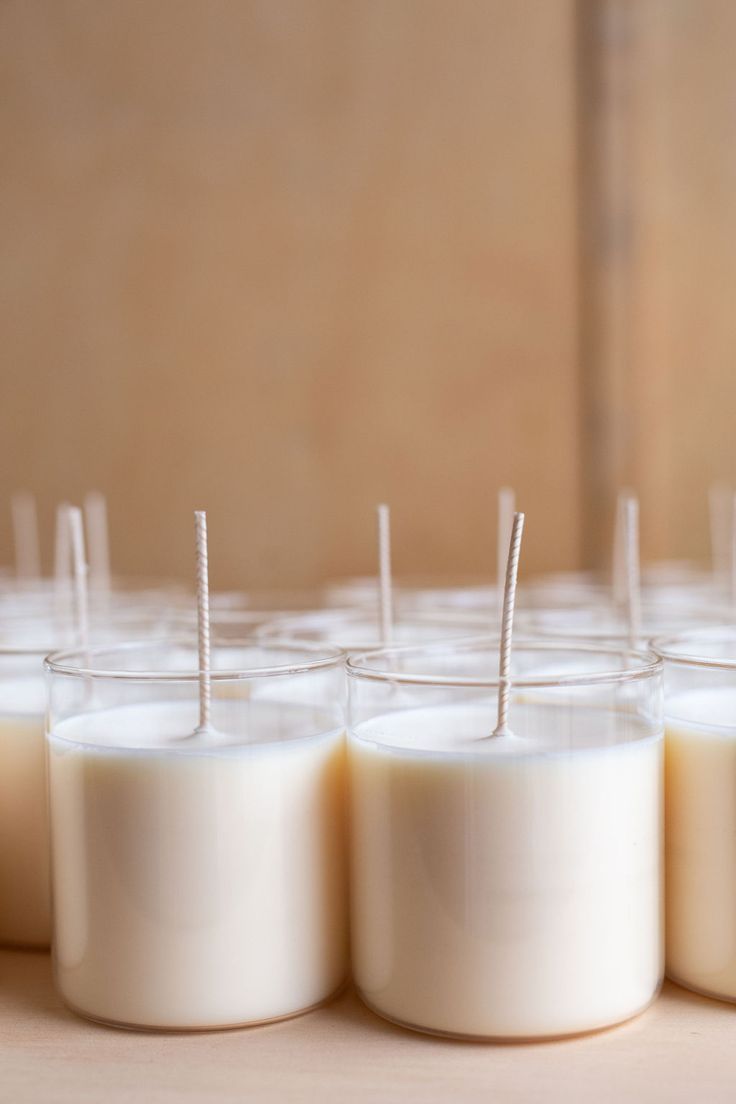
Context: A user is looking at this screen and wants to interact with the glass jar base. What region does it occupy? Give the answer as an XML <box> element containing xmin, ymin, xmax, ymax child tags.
<box><xmin>666</xmin><ymin>972</ymin><xmax>736</xmax><ymax>1006</ymax></box>
<box><xmin>60</xmin><ymin>981</ymin><xmax>347</xmax><ymax>1033</ymax></box>
<box><xmin>355</xmin><ymin>985</ymin><xmax>662</xmax><ymax>1042</ymax></box>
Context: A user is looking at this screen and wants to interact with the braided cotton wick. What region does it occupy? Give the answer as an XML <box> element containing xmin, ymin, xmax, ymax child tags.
<box><xmin>54</xmin><ymin>501</ymin><xmax>73</xmax><ymax>624</ymax></box>
<box><xmin>377</xmin><ymin>503</ymin><xmax>394</xmax><ymax>647</ymax></box>
<box><xmin>624</xmin><ymin>495</ymin><xmax>642</xmax><ymax>650</ymax></box>
<box><xmin>194</xmin><ymin>510</ymin><xmax>211</xmax><ymax>734</ymax></box>
<box><xmin>497</xmin><ymin>487</ymin><xmax>515</xmax><ymax>617</ymax></box>
<box><xmin>493</xmin><ymin>512</ymin><xmax>525</xmax><ymax>738</ymax></box>
<box><xmin>67</xmin><ymin>506</ymin><xmax>90</xmax><ymax>664</ymax></box>
<box><xmin>12</xmin><ymin>491</ymin><xmax>41</xmax><ymax>580</ymax></box>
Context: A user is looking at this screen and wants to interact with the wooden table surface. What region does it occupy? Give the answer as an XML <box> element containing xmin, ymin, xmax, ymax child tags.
<box><xmin>1</xmin><ymin>949</ymin><xmax>734</xmax><ymax>1103</ymax></box>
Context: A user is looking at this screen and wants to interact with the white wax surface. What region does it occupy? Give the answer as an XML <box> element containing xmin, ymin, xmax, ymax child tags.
<box><xmin>350</xmin><ymin>702</ymin><xmax>663</xmax><ymax>1039</ymax></box>
<box><xmin>665</xmin><ymin>687</ymin><xmax>736</xmax><ymax>1000</ymax></box>
<box><xmin>51</xmin><ymin>699</ymin><xmax>337</xmax><ymax>751</ymax></box>
<box><xmin>48</xmin><ymin>701</ymin><xmax>347</xmax><ymax>1029</ymax></box>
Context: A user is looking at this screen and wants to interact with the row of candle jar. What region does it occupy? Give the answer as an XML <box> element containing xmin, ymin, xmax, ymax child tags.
<box><xmin>1</xmin><ymin>631</ymin><xmax>735</xmax><ymax>1038</ymax></box>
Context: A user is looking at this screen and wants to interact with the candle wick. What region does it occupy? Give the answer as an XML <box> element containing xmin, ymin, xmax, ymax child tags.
<box><xmin>493</xmin><ymin>511</ymin><xmax>525</xmax><ymax>738</ymax></box>
<box><xmin>497</xmin><ymin>487</ymin><xmax>515</xmax><ymax>619</ymax></box>
<box><xmin>11</xmin><ymin>490</ymin><xmax>41</xmax><ymax>580</ymax></box>
<box><xmin>67</xmin><ymin>506</ymin><xmax>90</xmax><ymax>664</ymax></box>
<box><xmin>612</xmin><ymin>488</ymin><xmax>630</xmax><ymax>607</ymax></box>
<box><xmin>194</xmin><ymin>511</ymin><xmax>212</xmax><ymax>735</ymax></box>
<box><xmin>709</xmin><ymin>481</ymin><xmax>731</xmax><ymax>588</ymax></box>
<box><xmin>84</xmin><ymin>491</ymin><xmax>111</xmax><ymax>593</ymax></box>
<box><xmin>377</xmin><ymin>503</ymin><xmax>394</xmax><ymax>647</ymax></box>
<box><xmin>54</xmin><ymin>501</ymin><xmax>73</xmax><ymax>628</ymax></box>
<box><xmin>623</xmin><ymin>494</ymin><xmax>641</xmax><ymax>649</ymax></box>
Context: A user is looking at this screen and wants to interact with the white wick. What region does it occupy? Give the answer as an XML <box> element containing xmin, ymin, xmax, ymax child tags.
<box><xmin>376</xmin><ymin>503</ymin><xmax>394</xmax><ymax>647</ymax></box>
<box><xmin>67</xmin><ymin>506</ymin><xmax>89</xmax><ymax>658</ymax></box>
<box><xmin>709</xmin><ymin>482</ymin><xmax>731</xmax><ymax>586</ymax></box>
<box><xmin>194</xmin><ymin>511</ymin><xmax>211</xmax><ymax>735</ymax></box>
<box><xmin>623</xmin><ymin>494</ymin><xmax>642</xmax><ymax>648</ymax></box>
<box><xmin>54</xmin><ymin>502</ymin><xmax>73</xmax><ymax>625</ymax></box>
<box><xmin>11</xmin><ymin>491</ymin><xmax>41</xmax><ymax>580</ymax></box>
<box><xmin>497</xmin><ymin>487</ymin><xmax>515</xmax><ymax>616</ymax></box>
<box><xmin>612</xmin><ymin>489</ymin><xmax>629</xmax><ymax>605</ymax></box>
<box><xmin>84</xmin><ymin>491</ymin><xmax>111</xmax><ymax>592</ymax></box>
<box><xmin>493</xmin><ymin>511</ymin><xmax>525</xmax><ymax>738</ymax></box>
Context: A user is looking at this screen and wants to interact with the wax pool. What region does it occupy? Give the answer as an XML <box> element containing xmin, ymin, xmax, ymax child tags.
<box><xmin>349</xmin><ymin>702</ymin><xmax>663</xmax><ymax>1040</ymax></box>
<box><xmin>0</xmin><ymin>677</ymin><xmax>50</xmax><ymax>946</ymax></box>
<box><xmin>48</xmin><ymin>700</ymin><xmax>347</xmax><ymax>1030</ymax></box>
<box><xmin>665</xmin><ymin>688</ymin><xmax>736</xmax><ymax>1001</ymax></box>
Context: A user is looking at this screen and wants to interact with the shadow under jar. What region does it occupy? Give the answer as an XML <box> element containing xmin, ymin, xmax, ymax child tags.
<box><xmin>347</xmin><ymin>639</ymin><xmax>664</xmax><ymax>1041</ymax></box>
<box><xmin>45</xmin><ymin>640</ymin><xmax>348</xmax><ymax>1031</ymax></box>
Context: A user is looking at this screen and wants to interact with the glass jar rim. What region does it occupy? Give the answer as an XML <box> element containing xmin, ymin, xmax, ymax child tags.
<box><xmin>653</xmin><ymin>626</ymin><xmax>736</xmax><ymax>669</ymax></box>
<box><xmin>346</xmin><ymin>636</ymin><xmax>662</xmax><ymax>688</ymax></box>
<box><xmin>44</xmin><ymin>637</ymin><xmax>345</xmax><ymax>681</ymax></box>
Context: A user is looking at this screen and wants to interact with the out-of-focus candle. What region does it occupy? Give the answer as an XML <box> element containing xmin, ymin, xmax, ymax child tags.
<box><xmin>256</xmin><ymin>608</ymin><xmax>488</xmax><ymax>651</ymax></box>
<box><xmin>655</xmin><ymin>629</ymin><xmax>736</xmax><ymax>1002</ymax></box>
<box><xmin>348</xmin><ymin>641</ymin><xmax>663</xmax><ymax>1040</ymax></box>
<box><xmin>0</xmin><ymin>611</ymin><xmax>181</xmax><ymax>948</ymax></box>
<box><xmin>46</xmin><ymin>641</ymin><xmax>347</xmax><ymax>1030</ymax></box>
<box><xmin>0</xmin><ymin>659</ymin><xmax>49</xmax><ymax>946</ymax></box>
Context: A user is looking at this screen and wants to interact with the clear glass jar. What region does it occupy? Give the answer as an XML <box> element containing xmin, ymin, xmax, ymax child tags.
<box><xmin>256</xmin><ymin>608</ymin><xmax>490</xmax><ymax>651</ymax></box>
<box><xmin>517</xmin><ymin>600</ymin><xmax>725</xmax><ymax>646</ymax></box>
<box><xmin>0</xmin><ymin>610</ymin><xmax>178</xmax><ymax>949</ymax></box>
<box><xmin>45</xmin><ymin>640</ymin><xmax>347</xmax><ymax>1031</ymax></box>
<box><xmin>654</xmin><ymin>627</ymin><xmax>736</xmax><ymax>1003</ymax></box>
<box><xmin>347</xmin><ymin>639</ymin><xmax>664</xmax><ymax>1040</ymax></box>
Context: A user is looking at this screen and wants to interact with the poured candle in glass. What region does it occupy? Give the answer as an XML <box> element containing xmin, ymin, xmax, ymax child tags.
<box><xmin>655</xmin><ymin>628</ymin><xmax>736</xmax><ymax>1003</ymax></box>
<box><xmin>45</xmin><ymin>640</ymin><xmax>348</xmax><ymax>1030</ymax></box>
<box><xmin>347</xmin><ymin>638</ymin><xmax>664</xmax><ymax>1040</ymax></box>
<box><xmin>0</xmin><ymin>609</ymin><xmax>174</xmax><ymax>948</ymax></box>
<box><xmin>256</xmin><ymin>608</ymin><xmax>489</xmax><ymax>652</ymax></box>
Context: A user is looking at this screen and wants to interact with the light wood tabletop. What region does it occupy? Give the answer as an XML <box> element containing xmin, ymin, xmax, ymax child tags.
<box><xmin>1</xmin><ymin>948</ymin><xmax>734</xmax><ymax>1103</ymax></box>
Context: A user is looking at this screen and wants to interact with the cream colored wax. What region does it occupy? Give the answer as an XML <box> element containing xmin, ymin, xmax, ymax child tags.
<box><xmin>0</xmin><ymin>679</ymin><xmax>50</xmax><ymax>946</ymax></box>
<box><xmin>48</xmin><ymin>700</ymin><xmax>347</xmax><ymax>1029</ymax></box>
<box><xmin>350</xmin><ymin>703</ymin><xmax>663</xmax><ymax>1039</ymax></box>
<box><xmin>665</xmin><ymin>688</ymin><xmax>736</xmax><ymax>1001</ymax></box>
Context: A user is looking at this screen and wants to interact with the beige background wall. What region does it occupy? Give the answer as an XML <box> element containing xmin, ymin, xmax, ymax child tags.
<box><xmin>0</xmin><ymin>1</ymin><xmax>733</xmax><ymax>589</ymax></box>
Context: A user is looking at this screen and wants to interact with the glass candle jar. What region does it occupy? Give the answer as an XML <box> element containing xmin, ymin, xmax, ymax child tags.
<box><xmin>45</xmin><ymin>640</ymin><xmax>347</xmax><ymax>1031</ymax></box>
<box><xmin>517</xmin><ymin>600</ymin><xmax>725</xmax><ymax>646</ymax></box>
<box><xmin>323</xmin><ymin>575</ymin><xmax>500</xmax><ymax>613</ymax></box>
<box><xmin>0</xmin><ymin>610</ymin><xmax>177</xmax><ymax>948</ymax></box>
<box><xmin>256</xmin><ymin>608</ymin><xmax>490</xmax><ymax>651</ymax></box>
<box><xmin>654</xmin><ymin>628</ymin><xmax>736</xmax><ymax>1003</ymax></box>
<box><xmin>347</xmin><ymin>640</ymin><xmax>664</xmax><ymax>1040</ymax></box>
<box><xmin>0</xmin><ymin>644</ymin><xmax>50</xmax><ymax>947</ymax></box>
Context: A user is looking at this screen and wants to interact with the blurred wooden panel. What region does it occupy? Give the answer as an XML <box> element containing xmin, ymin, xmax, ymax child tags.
<box><xmin>579</xmin><ymin>0</ymin><xmax>736</xmax><ymax>567</ymax></box>
<box><xmin>0</xmin><ymin>0</ymin><xmax>580</xmax><ymax>588</ymax></box>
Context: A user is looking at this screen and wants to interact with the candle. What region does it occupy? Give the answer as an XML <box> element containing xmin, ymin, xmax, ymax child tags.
<box><xmin>0</xmin><ymin>609</ymin><xmax>183</xmax><ymax>948</ymax></box>
<box><xmin>46</xmin><ymin>640</ymin><xmax>348</xmax><ymax>1030</ymax></box>
<box><xmin>0</xmin><ymin>664</ymin><xmax>49</xmax><ymax>946</ymax></box>
<box><xmin>347</xmin><ymin>640</ymin><xmax>663</xmax><ymax>1039</ymax></box>
<box><xmin>655</xmin><ymin>630</ymin><xmax>736</xmax><ymax>1002</ymax></box>
<box><xmin>256</xmin><ymin>608</ymin><xmax>488</xmax><ymax>651</ymax></box>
